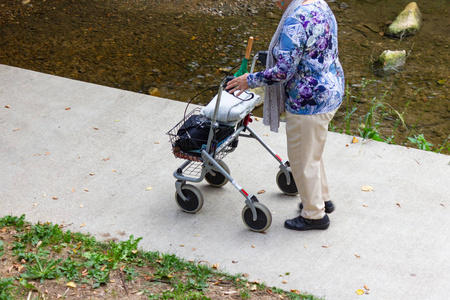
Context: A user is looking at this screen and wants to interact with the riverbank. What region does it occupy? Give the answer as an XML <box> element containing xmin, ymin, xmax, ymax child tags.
<box><xmin>0</xmin><ymin>0</ymin><xmax>448</xmax><ymax>151</ymax></box>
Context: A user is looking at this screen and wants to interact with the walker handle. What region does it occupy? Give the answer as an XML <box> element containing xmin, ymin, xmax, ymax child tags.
<box><xmin>245</xmin><ymin>37</ymin><xmax>254</xmax><ymax>60</ymax></box>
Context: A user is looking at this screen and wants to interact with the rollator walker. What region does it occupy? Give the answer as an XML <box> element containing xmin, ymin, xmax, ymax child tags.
<box><xmin>166</xmin><ymin>51</ymin><xmax>298</xmax><ymax>232</ymax></box>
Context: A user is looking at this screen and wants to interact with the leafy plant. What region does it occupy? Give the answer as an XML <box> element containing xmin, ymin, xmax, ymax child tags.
<box><xmin>0</xmin><ymin>277</ymin><xmax>15</xmax><ymax>299</ymax></box>
<box><xmin>22</xmin><ymin>254</ymin><xmax>62</xmax><ymax>283</ymax></box>
<box><xmin>408</xmin><ymin>134</ymin><xmax>433</xmax><ymax>151</ymax></box>
<box><xmin>0</xmin><ymin>214</ymin><xmax>26</xmax><ymax>230</ymax></box>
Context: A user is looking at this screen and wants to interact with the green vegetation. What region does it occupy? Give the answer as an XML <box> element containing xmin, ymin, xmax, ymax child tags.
<box><xmin>0</xmin><ymin>215</ymin><xmax>320</xmax><ymax>299</ymax></box>
<box><xmin>330</xmin><ymin>79</ymin><xmax>449</xmax><ymax>154</ymax></box>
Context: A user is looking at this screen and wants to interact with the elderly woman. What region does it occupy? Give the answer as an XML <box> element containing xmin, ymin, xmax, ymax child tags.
<box><xmin>227</xmin><ymin>0</ymin><xmax>344</xmax><ymax>231</ymax></box>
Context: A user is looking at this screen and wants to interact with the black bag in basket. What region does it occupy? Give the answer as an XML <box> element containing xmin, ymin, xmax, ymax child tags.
<box><xmin>174</xmin><ymin>115</ymin><xmax>234</xmax><ymax>155</ymax></box>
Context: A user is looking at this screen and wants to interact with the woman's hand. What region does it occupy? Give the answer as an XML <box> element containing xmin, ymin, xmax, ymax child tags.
<box><xmin>225</xmin><ymin>73</ymin><xmax>250</xmax><ymax>97</ymax></box>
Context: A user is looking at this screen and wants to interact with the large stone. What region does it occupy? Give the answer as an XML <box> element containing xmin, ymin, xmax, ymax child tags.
<box><xmin>373</xmin><ymin>50</ymin><xmax>407</xmax><ymax>77</ymax></box>
<box><xmin>387</xmin><ymin>2</ymin><xmax>422</xmax><ymax>37</ymax></box>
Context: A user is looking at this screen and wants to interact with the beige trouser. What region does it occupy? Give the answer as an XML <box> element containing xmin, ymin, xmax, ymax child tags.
<box><xmin>286</xmin><ymin>109</ymin><xmax>338</xmax><ymax>220</ymax></box>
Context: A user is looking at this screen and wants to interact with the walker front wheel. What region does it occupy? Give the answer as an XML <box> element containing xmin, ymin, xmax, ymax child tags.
<box><xmin>276</xmin><ymin>169</ymin><xmax>298</xmax><ymax>196</ymax></box>
<box><xmin>242</xmin><ymin>202</ymin><xmax>272</xmax><ymax>232</ymax></box>
<box><xmin>175</xmin><ymin>184</ymin><xmax>204</xmax><ymax>213</ymax></box>
<box><xmin>205</xmin><ymin>161</ymin><xmax>230</xmax><ymax>187</ymax></box>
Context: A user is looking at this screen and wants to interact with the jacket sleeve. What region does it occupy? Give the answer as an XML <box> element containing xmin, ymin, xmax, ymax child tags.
<box><xmin>247</xmin><ymin>15</ymin><xmax>306</xmax><ymax>89</ymax></box>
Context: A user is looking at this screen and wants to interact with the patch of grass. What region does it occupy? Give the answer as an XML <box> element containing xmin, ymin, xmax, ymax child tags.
<box><xmin>0</xmin><ymin>215</ymin><xmax>321</xmax><ymax>299</ymax></box>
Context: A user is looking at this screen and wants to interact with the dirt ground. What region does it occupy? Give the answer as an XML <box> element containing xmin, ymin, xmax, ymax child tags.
<box><xmin>0</xmin><ymin>0</ymin><xmax>448</xmax><ymax>148</ymax></box>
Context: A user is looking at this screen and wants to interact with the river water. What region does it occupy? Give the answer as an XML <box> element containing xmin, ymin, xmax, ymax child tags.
<box><xmin>1</xmin><ymin>0</ymin><xmax>448</xmax><ymax>152</ymax></box>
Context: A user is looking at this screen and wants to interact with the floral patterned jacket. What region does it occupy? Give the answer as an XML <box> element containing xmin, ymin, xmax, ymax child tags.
<box><xmin>247</xmin><ymin>0</ymin><xmax>345</xmax><ymax>115</ymax></box>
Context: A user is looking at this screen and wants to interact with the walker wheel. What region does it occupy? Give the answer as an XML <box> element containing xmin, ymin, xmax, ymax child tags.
<box><xmin>175</xmin><ymin>184</ymin><xmax>204</xmax><ymax>213</ymax></box>
<box><xmin>241</xmin><ymin>202</ymin><xmax>272</xmax><ymax>232</ymax></box>
<box><xmin>205</xmin><ymin>161</ymin><xmax>230</xmax><ymax>187</ymax></box>
<box><xmin>276</xmin><ymin>169</ymin><xmax>298</xmax><ymax>196</ymax></box>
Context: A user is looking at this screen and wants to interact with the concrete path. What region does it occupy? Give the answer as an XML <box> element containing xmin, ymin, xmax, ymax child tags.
<box><xmin>1</xmin><ymin>64</ymin><xmax>449</xmax><ymax>299</ymax></box>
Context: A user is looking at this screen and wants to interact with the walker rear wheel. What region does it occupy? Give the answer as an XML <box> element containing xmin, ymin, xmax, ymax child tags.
<box><xmin>276</xmin><ymin>169</ymin><xmax>298</xmax><ymax>196</ymax></box>
<box><xmin>175</xmin><ymin>184</ymin><xmax>204</xmax><ymax>213</ymax></box>
<box><xmin>205</xmin><ymin>161</ymin><xmax>230</xmax><ymax>187</ymax></box>
<box><xmin>242</xmin><ymin>202</ymin><xmax>272</xmax><ymax>232</ymax></box>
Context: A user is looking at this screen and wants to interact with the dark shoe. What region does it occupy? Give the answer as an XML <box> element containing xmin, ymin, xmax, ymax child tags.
<box><xmin>284</xmin><ymin>215</ymin><xmax>330</xmax><ymax>231</ymax></box>
<box><xmin>299</xmin><ymin>201</ymin><xmax>335</xmax><ymax>214</ymax></box>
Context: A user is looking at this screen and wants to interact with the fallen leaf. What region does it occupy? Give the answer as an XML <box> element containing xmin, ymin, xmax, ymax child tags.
<box><xmin>33</xmin><ymin>203</ymin><xmax>38</xmax><ymax>206</ymax></box>
<box><xmin>89</xmin><ymin>173</ymin><xmax>95</xmax><ymax>176</ymax></box>
<box><xmin>232</xmin><ymin>260</ymin><xmax>238</xmax><ymax>263</ymax></box>
<box><xmin>212</xmin><ymin>263</ymin><xmax>219</xmax><ymax>269</ymax></box>
<box><xmin>251</xmin><ymin>284</ymin><xmax>257</xmax><ymax>291</ymax></box>
<box><xmin>66</xmin><ymin>282</ymin><xmax>76</xmax><ymax>288</ymax></box>
<box><xmin>257</xmin><ymin>190</ymin><xmax>266</xmax><ymax>194</ymax></box>
<box><xmin>65</xmin><ymin>107</ymin><xmax>71</xmax><ymax>111</ymax></box>
<box><xmin>352</xmin><ymin>136</ymin><xmax>359</xmax><ymax>143</ymax></box>
<box><xmin>437</xmin><ymin>79</ymin><xmax>447</xmax><ymax>85</ymax></box>
<box><xmin>363</xmin><ymin>205</ymin><xmax>368</xmax><ymax>207</ymax></box>
<box><xmin>322</xmin><ymin>245</ymin><xmax>330</xmax><ymax>248</ymax></box>
<box><xmin>304</xmin><ymin>245</ymin><xmax>308</xmax><ymax>248</ymax></box>
<box><xmin>354</xmin><ymin>254</ymin><xmax>361</xmax><ymax>258</ymax></box>
<box><xmin>146</xmin><ymin>186</ymin><xmax>153</xmax><ymax>191</ymax></box>
<box><xmin>5</xmin><ymin>105</ymin><xmax>10</xmax><ymax>108</ymax></box>
<box><xmin>71</xmin><ymin>188</ymin><xmax>75</xmax><ymax>193</ymax></box>
<box><xmin>224</xmin><ymin>291</ymin><xmax>238</xmax><ymax>295</ymax></box>
<box><xmin>52</xmin><ymin>197</ymin><xmax>58</xmax><ymax>200</ymax></box>
<box><xmin>356</xmin><ymin>289</ymin><xmax>364</xmax><ymax>295</ymax></box>
<box><xmin>13</xmin><ymin>129</ymin><xmax>20</xmax><ymax>132</ymax></box>
<box><xmin>179</xmin><ymin>244</ymin><xmax>184</xmax><ymax>247</ymax></box>
<box><xmin>102</xmin><ymin>158</ymin><xmax>110</xmax><ymax>161</ymax></box>
<box><xmin>84</xmin><ymin>189</ymin><xmax>89</xmax><ymax>192</ymax></box>
<box><xmin>242</xmin><ymin>273</ymin><xmax>249</xmax><ymax>278</ymax></box>
<box><xmin>154</xmin><ymin>141</ymin><xmax>160</xmax><ymax>144</ymax></box>
<box><xmin>191</xmin><ymin>248</ymin><xmax>196</xmax><ymax>251</ymax></box>
<box><xmin>282</xmin><ymin>280</ymin><xmax>287</xmax><ymax>284</ymax></box>
<box><xmin>254</xmin><ymin>117</ymin><xmax>260</xmax><ymax>121</ymax></box>
<box><xmin>396</xmin><ymin>203</ymin><xmax>401</xmax><ymax>208</ymax></box>
<box><xmin>110</xmin><ymin>279</ymin><xmax>116</xmax><ymax>283</ymax></box>
<box><xmin>80</xmin><ymin>223</ymin><xmax>86</xmax><ymax>227</ymax></box>
<box><xmin>364</xmin><ymin>285</ymin><xmax>370</xmax><ymax>290</ymax></box>
<box><xmin>441</xmin><ymin>204</ymin><xmax>446</xmax><ymax>209</ymax></box>
<box><xmin>361</xmin><ymin>185</ymin><xmax>374</xmax><ymax>192</ymax></box>
<box><xmin>93</xmin><ymin>127</ymin><xmax>99</xmax><ymax>130</ymax></box>
<box><xmin>251</xmin><ymin>245</ymin><xmax>256</xmax><ymax>248</ymax></box>
<box><xmin>79</xmin><ymin>205</ymin><xmax>84</xmax><ymax>208</ymax></box>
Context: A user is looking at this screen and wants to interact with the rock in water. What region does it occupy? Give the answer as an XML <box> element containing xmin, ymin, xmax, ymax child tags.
<box><xmin>149</xmin><ymin>87</ymin><xmax>161</xmax><ymax>97</ymax></box>
<box><xmin>387</xmin><ymin>2</ymin><xmax>422</xmax><ymax>37</ymax></box>
<box><xmin>373</xmin><ymin>50</ymin><xmax>407</xmax><ymax>77</ymax></box>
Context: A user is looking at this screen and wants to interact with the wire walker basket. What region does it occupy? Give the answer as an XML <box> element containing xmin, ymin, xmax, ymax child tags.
<box><xmin>166</xmin><ymin>107</ymin><xmax>237</xmax><ymax>164</ymax></box>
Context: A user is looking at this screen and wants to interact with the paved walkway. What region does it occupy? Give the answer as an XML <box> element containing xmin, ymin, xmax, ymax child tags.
<box><xmin>1</xmin><ymin>64</ymin><xmax>449</xmax><ymax>299</ymax></box>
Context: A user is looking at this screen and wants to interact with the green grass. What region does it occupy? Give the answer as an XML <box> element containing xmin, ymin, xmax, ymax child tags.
<box><xmin>0</xmin><ymin>215</ymin><xmax>321</xmax><ymax>299</ymax></box>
